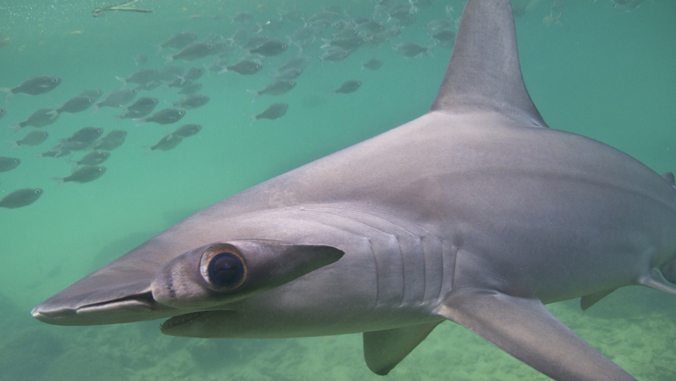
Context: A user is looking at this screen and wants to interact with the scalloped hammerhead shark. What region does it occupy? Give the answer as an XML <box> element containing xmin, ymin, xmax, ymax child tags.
<box><xmin>32</xmin><ymin>1</ymin><xmax>676</xmax><ymax>380</ymax></box>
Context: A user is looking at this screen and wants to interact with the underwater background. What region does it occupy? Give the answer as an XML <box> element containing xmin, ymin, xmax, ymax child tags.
<box><xmin>1</xmin><ymin>0</ymin><xmax>675</xmax><ymax>379</ymax></box>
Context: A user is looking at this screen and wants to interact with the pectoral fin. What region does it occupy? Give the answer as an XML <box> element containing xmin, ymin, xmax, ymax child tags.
<box><xmin>580</xmin><ymin>289</ymin><xmax>615</xmax><ymax>311</ymax></box>
<box><xmin>640</xmin><ymin>269</ymin><xmax>676</xmax><ymax>295</ymax></box>
<box><xmin>436</xmin><ymin>289</ymin><xmax>636</xmax><ymax>381</ymax></box>
<box><xmin>363</xmin><ymin>321</ymin><xmax>441</xmax><ymax>375</ymax></box>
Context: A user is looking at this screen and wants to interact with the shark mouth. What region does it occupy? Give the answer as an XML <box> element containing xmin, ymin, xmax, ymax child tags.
<box><xmin>160</xmin><ymin>311</ymin><xmax>208</xmax><ymax>331</ymax></box>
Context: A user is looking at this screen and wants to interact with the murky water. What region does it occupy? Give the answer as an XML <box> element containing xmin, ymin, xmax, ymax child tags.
<box><xmin>1</xmin><ymin>0</ymin><xmax>675</xmax><ymax>380</ymax></box>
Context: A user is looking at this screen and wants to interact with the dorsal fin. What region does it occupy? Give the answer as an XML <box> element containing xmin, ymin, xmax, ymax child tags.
<box><xmin>430</xmin><ymin>0</ymin><xmax>548</xmax><ymax>128</ymax></box>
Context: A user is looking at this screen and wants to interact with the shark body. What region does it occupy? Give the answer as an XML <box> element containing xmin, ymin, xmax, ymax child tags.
<box><xmin>33</xmin><ymin>1</ymin><xmax>676</xmax><ymax>380</ymax></box>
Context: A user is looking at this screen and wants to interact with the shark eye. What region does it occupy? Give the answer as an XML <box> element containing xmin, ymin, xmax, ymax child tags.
<box><xmin>207</xmin><ymin>252</ymin><xmax>245</xmax><ymax>289</ymax></box>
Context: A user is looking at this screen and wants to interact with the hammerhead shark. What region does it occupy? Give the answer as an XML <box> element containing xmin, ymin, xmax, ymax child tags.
<box><xmin>33</xmin><ymin>1</ymin><xmax>676</xmax><ymax>380</ymax></box>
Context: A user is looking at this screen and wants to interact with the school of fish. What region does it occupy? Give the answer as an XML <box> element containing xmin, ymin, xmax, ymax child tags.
<box><xmin>0</xmin><ymin>0</ymin><xmax>625</xmax><ymax>209</ymax></box>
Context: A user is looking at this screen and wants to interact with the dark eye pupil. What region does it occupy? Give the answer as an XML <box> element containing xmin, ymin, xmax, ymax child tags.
<box><xmin>208</xmin><ymin>252</ymin><xmax>244</xmax><ymax>288</ymax></box>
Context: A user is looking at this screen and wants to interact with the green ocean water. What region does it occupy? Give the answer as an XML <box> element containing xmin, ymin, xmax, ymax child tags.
<box><xmin>0</xmin><ymin>0</ymin><xmax>675</xmax><ymax>380</ymax></box>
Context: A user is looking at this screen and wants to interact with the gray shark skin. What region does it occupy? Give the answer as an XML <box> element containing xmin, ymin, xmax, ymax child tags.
<box><xmin>32</xmin><ymin>1</ymin><xmax>676</xmax><ymax>380</ymax></box>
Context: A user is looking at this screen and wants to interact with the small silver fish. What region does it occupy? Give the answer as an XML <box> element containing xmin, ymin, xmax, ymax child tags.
<box><xmin>93</xmin><ymin>89</ymin><xmax>137</xmax><ymax>112</ymax></box>
<box><xmin>159</xmin><ymin>32</ymin><xmax>198</xmax><ymax>51</ymax></box>
<box><xmin>362</xmin><ymin>59</ymin><xmax>383</xmax><ymax>70</ymax></box>
<box><xmin>318</xmin><ymin>48</ymin><xmax>350</xmax><ymax>65</ymax></box>
<box><xmin>424</xmin><ymin>19</ymin><xmax>453</xmax><ymax>34</ymax></box>
<box><xmin>55</xmin><ymin>166</ymin><xmax>106</xmax><ymax>185</ymax></box>
<box><xmin>393</xmin><ymin>42</ymin><xmax>433</xmax><ymax>57</ymax></box>
<box><xmin>181</xmin><ymin>67</ymin><xmax>205</xmax><ymax>82</ymax></box>
<box><xmin>388</xmin><ymin>8</ymin><xmax>417</xmax><ymax>27</ymax></box>
<box><xmin>0</xmin><ymin>157</ymin><xmax>20</xmax><ymax>172</ymax></box>
<box><xmin>35</xmin><ymin>145</ymin><xmax>72</xmax><ymax>159</ymax></box>
<box><xmin>178</xmin><ymin>83</ymin><xmax>202</xmax><ymax>95</ymax></box>
<box><xmin>68</xmin><ymin>151</ymin><xmax>111</xmax><ymax>170</ymax></box>
<box><xmin>321</xmin><ymin>36</ymin><xmax>364</xmax><ymax>51</ymax></box>
<box><xmin>136</xmin><ymin>108</ymin><xmax>186</xmax><ymax>126</ymax></box>
<box><xmin>156</xmin><ymin>66</ymin><xmax>186</xmax><ymax>83</ymax></box>
<box><xmin>171</xmin><ymin>124</ymin><xmax>202</xmax><ymax>138</ymax></box>
<box><xmin>93</xmin><ymin>130</ymin><xmax>127</xmax><ymax>151</ymax></box>
<box><xmin>172</xmin><ymin>94</ymin><xmax>210</xmax><ymax>109</ymax></box>
<box><xmin>0</xmin><ymin>76</ymin><xmax>62</xmax><ymax>101</ymax></box>
<box><xmin>56</xmin><ymin>96</ymin><xmax>95</xmax><ymax>114</ymax></box>
<box><xmin>60</xmin><ymin>127</ymin><xmax>104</xmax><ymax>144</ymax></box>
<box><xmin>220</xmin><ymin>60</ymin><xmax>263</xmax><ymax>75</ymax></box>
<box><xmin>274</xmin><ymin>68</ymin><xmax>304</xmax><ymax>81</ymax></box>
<box><xmin>304</xmin><ymin>11</ymin><xmax>338</xmax><ymax>26</ymax></box>
<box><xmin>117</xmin><ymin>69</ymin><xmax>159</xmax><ymax>87</ymax></box>
<box><xmin>164</xmin><ymin>43</ymin><xmax>215</xmax><ymax>63</ymax></box>
<box><xmin>166</xmin><ymin>77</ymin><xmax>187</xmax><ymax>88</ymax></box>
<box><xmin>147</xmin><ymin>134</ymin><xmax>182</xmax><ymax>152</ymax></box>
<box><xmin>58</xmin><ymin>140</ymin><xmax>96</xmax><ymax>153</ymax></box>
<box><xmin>365</xmin><ymin>27</ymin><xmax>402</xmax><ymax>48</ymax></box>
<box><xmin>5</xmin><ymin>131</ymin><xmax>49</xmax><ymax>151</ymax></box>
<box><xmin>331</xmin><ymin>24</ymin><xmax>357</xmax><ymax>39</ymax></box>
<box><xmin>334</xmin><ymin>80</ymin><xmax>362</xmax><ymax>94</ymax></box>
<box><xmin>290</xmin><ymin>26</ymin><xmax>315</xmax><ymax>47</ymax></box>
<box><xmin>248</xmin><ymin>80</ymin><xmax>296</xmax><ymax>102</ymax></box>
<box><xmin>357</xmin><ymin>20</ymin><xmax>385</xmax><ymax>34</ymax></box>
<box><xmin>278</xmin><ymin>56</ymin><xmax>311</xmax><ymax>73</ymax></box>
<box><xmin>250</xmin><ymin>103</ymin><xmax>288</xmax><ymax>126</ymax></box>
<box><xmin>116</xmin><ymin>97</ymin><xmax>159</xmax><ymax>120</ymax></box>
<box><xmin>77</xmin><ymin>89</ymin><xmax>104</xmax><ymax>101</ymax></box>
<box><xmin>0</xmin><ymin>188</ymin><xmax>43</xmax><ymax>209</ymax></box>
<box><xmin>132</xmin><ymin>80</ymin><xmax>161</xmax><ymax>92</ymax></box>
<box><xmin>242</xmin><ymin>36</ymin><xmax>269</xmax><ymax>50</ymax></box>
<box><xmin>431</xmin><ymin>30</ymin><xmax>456</xmax><ymax>43</ymax></box>
<box><xmin>8</xmin><ymin>108</ymin><xmax>59</xmax><ymax>132</ymax></box>
<box><xmin>249</xmin><ymin>39</ymin><xmax>289</xmax><ymax>57</ymax></box>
